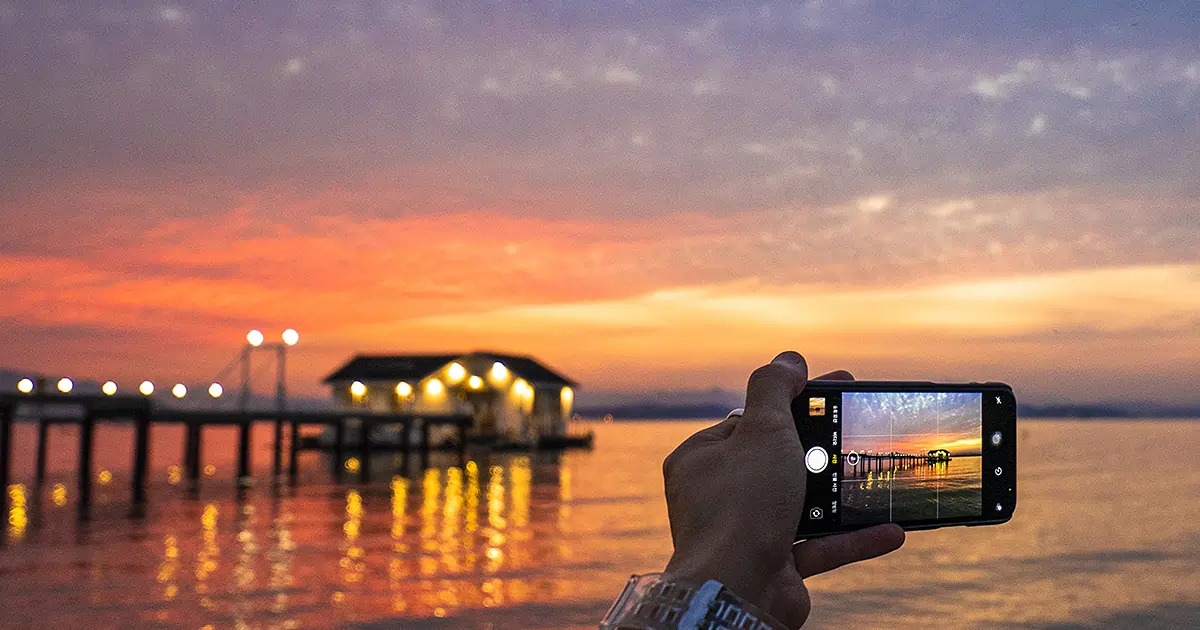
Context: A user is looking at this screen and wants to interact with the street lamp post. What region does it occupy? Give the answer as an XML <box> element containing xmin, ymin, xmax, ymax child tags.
<box><xmin>241</xmin><ymin>328</ymin><xmax>298</xmax><ymax>480</ymax></box>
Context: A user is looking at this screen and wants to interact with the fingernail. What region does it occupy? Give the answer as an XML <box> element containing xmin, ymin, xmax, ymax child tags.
<box><xmin>772</xmin><ymin>351</ymin><xmax>805</xmax><ymax>366</ymax></box>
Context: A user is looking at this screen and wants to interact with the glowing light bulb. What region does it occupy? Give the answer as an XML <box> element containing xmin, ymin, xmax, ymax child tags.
<box><xmin>246</xmin><ymin>329</ymin><xmax>264</xmax><ymax>347</ymax></box>
<box><xmin>281</xmin><ymin>328</ymin><xmax>299</xmax><ymax>346</ymax></box>
<box><xmin>395</xmin><ymin>382</ymin><xmax>412</xmax><ymax>397</ymax></box>
<box><xmin>16</xmin><ymin>378</ymin><xmax>34</xmax><ymax>394</ymax></box>
<box><xmin>446</xmin><ymin>362</ymin><xmax>466</xmax><ymax>383</ymax></box>
<box><xmin>468</xmin><ymin>375</ymin><xmax>483</xmax><ymax>390</ymax></box>
<box><xmin>172</xmin><ymin>383</ymin><xmax>187</xmax><ymax>398</ymax></box>
<box><xmin>102</xmin><ymin>381</ymin><xmax>118</xmax><ymax>396</ymax></box>
<box><xmin>350</xmin><ymin>381</ymin><xmax>366</xmax><ymax>397</ymax></box>
<box><xmin>490</xmin><ymin>362</ymin><xmax>508</xmax><ymax>381</ymax></box>
<box><xmin>208</xmin><ymin>383</ymin><xmax>223</xmax><ymax>398</ymax></box>
<box><xmin>561</xmin><ymin>386</ymin><xmax>573</xmax><ymax>404</ymax></box>
<box><xmin>57</xmin><ymin>377</ymin><xmax>73</xmax><ymax>393</ymax></box>
<box><xmin>425</xmin><ymin>379</ymin><xmax>444</xmax><ymax>395</ymax></box>
<box><xmin>139</xmin><ymin>381</ymin><xmax>155</xmax><ymax>396</ymax></box>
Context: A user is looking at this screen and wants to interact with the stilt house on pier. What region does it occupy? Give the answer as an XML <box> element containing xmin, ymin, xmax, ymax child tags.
<box><xmin>323</xmin><ymin>352</ymin><xmax>576</xmax><ymax>443</ymax></box>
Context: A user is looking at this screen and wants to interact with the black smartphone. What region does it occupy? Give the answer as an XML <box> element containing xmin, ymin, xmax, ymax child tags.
<box><xmin>791</xmin><ymin>381</ymin><xmax>1016</xmax><ymax>539</ymax></box>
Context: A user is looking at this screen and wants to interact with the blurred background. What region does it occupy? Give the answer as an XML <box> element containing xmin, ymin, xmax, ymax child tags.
<box><xmin>1</xmin><ymin>1</ymin><xmax>1198</xmax><ymax>628</ymax></box>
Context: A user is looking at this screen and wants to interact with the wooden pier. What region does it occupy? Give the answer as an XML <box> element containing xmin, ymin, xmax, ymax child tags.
<box><xmin>844</xmin><ymin>452</ymin><xmax>949</xmax><ymax>478</ymax></box>
<box><xmin>0</xmin><ymin>392</ymin><xmax>471</xmax><ymax>524</ymax></box>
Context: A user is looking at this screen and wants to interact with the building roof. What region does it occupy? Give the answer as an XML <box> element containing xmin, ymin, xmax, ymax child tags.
<box><xmin>323</xmin><ymin>352</ymin><xmax>577</xmax><ymax>387</ymax></box>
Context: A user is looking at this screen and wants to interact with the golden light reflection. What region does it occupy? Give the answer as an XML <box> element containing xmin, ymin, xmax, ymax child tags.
<box><xmin>51</xmin><ymin>482</ymin><xmax>67</xmax><ymax>507</ymax></box>
<box><xmin>157</xmin><ymin>534</ymin><xmax>179</xmax><ymax>601</ymax></box>
<box><xmin>344</xmin><ymin>457</ymin><xmax>361</xmax><ymax>473</ymax></box>
<box><xmin>391</xmin><ymin>475</ymin><xmax>409</xmax><ymax>548</ymax></box>
<box><xmin>341</xmin><ymin>490</ymin><xmax>365</xmax><ymax>587</ymax></box>
<box><xmin>195</xmin><ymin>504</ymin><xmax>219</xmax><ymax>590</ymax></box>
<box><xmin>7</xmin><ymin>484</ymin><xmax>28</xmax><ymax>541</ymax></box>
<box><xmin>267</xmin><ymin>508</ymin><xmax>297</xmax><ymax>620</ymax></box>
<box><xmin>234</xmin><ymin>505</ymin><xmax>258</xmax><ymax>591</ymax></box>
<box><xmin>440</xmin><ymin>467</ymin><xmax>463</xmax><ymax>573</ymax></box>
<box><xmin>485</xmin><ymin>465</ymin><xmax>507</xmax><ymax>574</ymax></box>
<box><xmin>389</xmin><ymin>475</ymin><xmax>410</xmax><ymax>613</ymax></box>
<box><xmin>167</xmin><ymin>465</ymin><xmax>182</xmax><ymax>485</ymax></box>
<box><xmin>97</xmin><ymin>469</ymin><xmax>113</xmax><ymax>485</ymax></box>
<box><xmin>558</xmin><ymin>467</ymin><xmax>572</xmax><ymax>532</ymax></box>
<box><xmin>204</xmin><ymin>464</ymin><xmax>216</xmax><ymax>476</ymax></box>
<box><xmin>420</xmin><ymin>469</ymin><xmax>441</xmax><ymax>568</ymax></box>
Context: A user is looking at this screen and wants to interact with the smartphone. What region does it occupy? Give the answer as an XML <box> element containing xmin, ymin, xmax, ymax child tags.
<box><xmin>791</xmin><ymin>381</ymin><xmax>1016</xmax><ymax>539</ymax></box>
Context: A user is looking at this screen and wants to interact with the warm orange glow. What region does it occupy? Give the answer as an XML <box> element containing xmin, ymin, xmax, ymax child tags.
<box><xmin>350</xmin><ymin>381</ymin><xmax>366</xmax><ymax>397</ymax></box>
<box><xmin>395</xmin><ymin>381</ymin><xmax>412</xmax><ymax>397</ymax></box>
<box><xmin>490</xmin><ymin>362</ymin><xmax>508</xmax><ymax>382</ymax></box>
<box><xmin>468</xmin><ymin>375</ymin><xmax>483</xmax><ymax>390</ymax></box>
<box><xmin>139</xmin><ymin>380</ymin><xmax>155</xmax><ymax>396</ymax></box>
<box><xmin>282</xmin><ymin>328</ymin><xmax>300</xmax><ymax>346</ymax></box>
<box><xmin>425</xmin><ymin>379</ymin><xmax>444</xmax><ymax>396</ymax></box>
<box><xmin>17</xmin><ymin>378</ymin><xmax>34</xmax><ymax>394</ymax></box>
<box><xmin>208</xmin><ymin>383</ymin><xmax>223</xmax><ymax>398</ymax></box>
<box><xmin>57</xmin><ymin>377</ymin><xmax>73</xmax><ymax>393</ymax></box>
<box><xmin>446</xmin><ymin>362</ymin><xmax>466</xmax><ymax>383</ymax></box>
<box><xmin>247</xmin><ymin>329</ymin><xmax>264</xmax><ymax>347</ymax></box>
<box><xmin>102</xmin><ymin>380</ymin><xmax>118</xmax><ymax>395</ymax></box>
<box><xmin>172</xmin><ymin>383</ymin><xmax>187</xmax><ymax>398</ymax></box>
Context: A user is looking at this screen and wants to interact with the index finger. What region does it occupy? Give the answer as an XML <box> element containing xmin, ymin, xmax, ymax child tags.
<box><xmin>793</xmin><ymin>524</ymin><xmax>905</xmax><ymax>578</ymax></box>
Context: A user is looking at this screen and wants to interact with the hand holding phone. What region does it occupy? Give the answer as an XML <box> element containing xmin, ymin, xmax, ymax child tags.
<box><xmin>792</xmin><ymin>380</ymin><xmax>1017</xmax><ymax>538</ymax></box>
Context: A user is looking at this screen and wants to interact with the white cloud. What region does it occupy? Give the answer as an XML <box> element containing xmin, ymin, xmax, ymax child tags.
<box><xmin>929</xmin><ymin>199</ymin><xmax>976</xmax><ymax>218</ymax></box>
<box><xmin>971</xmin><ymin>59</ymin><xmax>1039</xmax><ymax>100</ymax></box>
<box><xmin>857</xmin><ymin>194</ymin><xmax>892</xmax><ymax>214</ymax></box>
<box><xmin>691</xmin><ymin>79</ymin><xmax>718</xmax><ymax>95</ymax></box>
<box><xmin>156</xmin><ymin>5</ymin><xmax>187</xmax><ymax>23</ymax></box>
<box><xmin>820</xmin><ymin>75</ymin><xmax>838</xmax><ymax>96</ymax></box>
<box><xmin>283</xmin><ymin>58</ymin><xmax>304</xmax><ymax>76</ymax></box>
<box><xmin>603</xmin><ymin>65</ymin><xmax>641</xmax><ymax>85</ymax></box>
<box><xmin>1027</xmin><ymin>114</ymin><xmax>1047</xmax><ymax>136</ymax></box>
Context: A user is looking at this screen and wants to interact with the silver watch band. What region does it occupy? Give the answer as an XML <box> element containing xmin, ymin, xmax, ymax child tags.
<box><xmin>599</xmin><ymin>573</ymin><xmax>786</xmax><ymax>630</ymax></box>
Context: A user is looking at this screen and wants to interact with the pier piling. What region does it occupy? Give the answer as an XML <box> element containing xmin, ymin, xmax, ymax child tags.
<box><xmin>237</xmin><ymin>420</ymin><xmax>251</xmax><ymax>483</ymax></box>
<box><xmin>333</xmin><ymin>419</ymin><xmax>346</xmax><ymax>483</ymax></box>
<box><xmin>35</xmin><ymin>419</ymin><xmax>49</xmax><ymax>484</ymax></box>
<box><xmin>288</xmin><ymin>418</ymin><xmax>300</xmax><ymax>484</ymax></box>
<box><xmin>1</xmin><ymin>404</ymin><xmax>12</xmax><ymax>512</ymax></box>
<box><xmin>131</xmin><ymin>406</ymin><xmax>150</xmax><ymax>516</ymax></box>
<box><xmin>359</xmin><ymin>420</ymin><xmax>372</xmax><ymax>484</ymax></box>
<box><xmin>77</xmin><ymin>411</ymin><xmax>94</xmax><ymax>521</ymax></box>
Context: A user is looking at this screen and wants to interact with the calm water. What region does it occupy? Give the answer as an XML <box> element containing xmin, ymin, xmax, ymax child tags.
<box><xmin>1</xmin><ymin>420</ymin><xmax>1198</xmax><ymax>629</ymax></box>
<box><xmin>842</xmin><ymin>456</ymin><xmax>983</xmax><ymax>523</ymax></box>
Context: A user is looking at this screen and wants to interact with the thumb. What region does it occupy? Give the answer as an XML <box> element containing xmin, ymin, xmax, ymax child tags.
<box><xmin>739</xmin><ymin>351</ymin><xmax>808</xmax><ymax>436</ymax></box>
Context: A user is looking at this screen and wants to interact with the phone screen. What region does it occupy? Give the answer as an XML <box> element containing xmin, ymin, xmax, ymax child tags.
<box><xmin>840</xmin><ymin>392</ymin><xmax>981</xmax><ymax>524</ymax></box>
<box><xmin>793</xmin><ymin>382</ymin><xmax>1015</xmax><ymax>538</ymax></box>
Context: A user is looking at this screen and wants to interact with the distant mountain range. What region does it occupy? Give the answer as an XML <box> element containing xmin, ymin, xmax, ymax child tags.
<box><xmin>3</xmin><ymin>369</ymin><xmax>1197</xmax><ymax>419</ymax></box>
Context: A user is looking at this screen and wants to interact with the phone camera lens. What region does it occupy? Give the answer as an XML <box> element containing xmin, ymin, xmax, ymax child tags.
<box><xmin>994</xmin><ymin>503</ymin><xmax>1003</xmax><ymax>512</ymax></box>
<box><xmin>990</xmin><ymin>431</ymin><xmax>1002</xmax><ymax>447</ymax></box>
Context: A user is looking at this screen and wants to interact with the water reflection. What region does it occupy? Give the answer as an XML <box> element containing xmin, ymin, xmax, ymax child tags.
<box><xmin>8</xmin><ymin>484</ymin><xmax>28</xmax><ymax>541</ymax></box>
<box><xmin>0</xmin><ymin>423</ymin><xmax>691</xmax><ymax>627</ymax></box>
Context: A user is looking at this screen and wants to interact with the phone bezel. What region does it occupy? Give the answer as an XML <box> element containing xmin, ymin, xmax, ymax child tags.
<box><xmin>791</xmin><ymin>380</ymin><xmax>1016</xmax><ymax>539</ymax></box>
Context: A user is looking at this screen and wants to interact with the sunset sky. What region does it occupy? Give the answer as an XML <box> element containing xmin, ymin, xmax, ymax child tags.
<box><xmin>2</xmin><ymin>2</ymin><xmax>1199</xmax><ymax>403</ymax></box>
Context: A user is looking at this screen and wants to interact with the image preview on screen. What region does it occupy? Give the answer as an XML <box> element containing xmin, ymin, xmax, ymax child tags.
<box><xmin>839</xmin><ymin>392</ymin><xmax>984</xmax><ymax>524</ymax></box>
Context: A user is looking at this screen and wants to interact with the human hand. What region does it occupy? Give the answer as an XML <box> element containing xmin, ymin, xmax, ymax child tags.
<box><xmin>661</xmin><ymin>351</ymin><xmax>905</xmax><ymax>628</ymax></box>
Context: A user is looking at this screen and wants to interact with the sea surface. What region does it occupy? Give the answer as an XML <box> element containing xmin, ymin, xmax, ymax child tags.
<box><xmin>1</xmin><ymin>420</ymin><xmax>1198</xmax><ymax>629</ymax></box>
<box><xmin>842</xmin><ymin>456</ymin><xmax>984</xmax><ymax>523</ymax></box>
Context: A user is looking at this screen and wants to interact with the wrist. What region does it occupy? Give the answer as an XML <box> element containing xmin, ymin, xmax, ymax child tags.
<box><xmin>664</xmin><ymin>548</ymin><xmax>771</xmax><ymax>611</ymax></box>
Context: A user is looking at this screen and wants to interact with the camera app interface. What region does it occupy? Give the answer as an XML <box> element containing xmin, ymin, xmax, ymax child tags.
<box><xmin>840</xmin><ymin>392</ymin><xmax>982</xmax><ymax>523</ymax></box>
